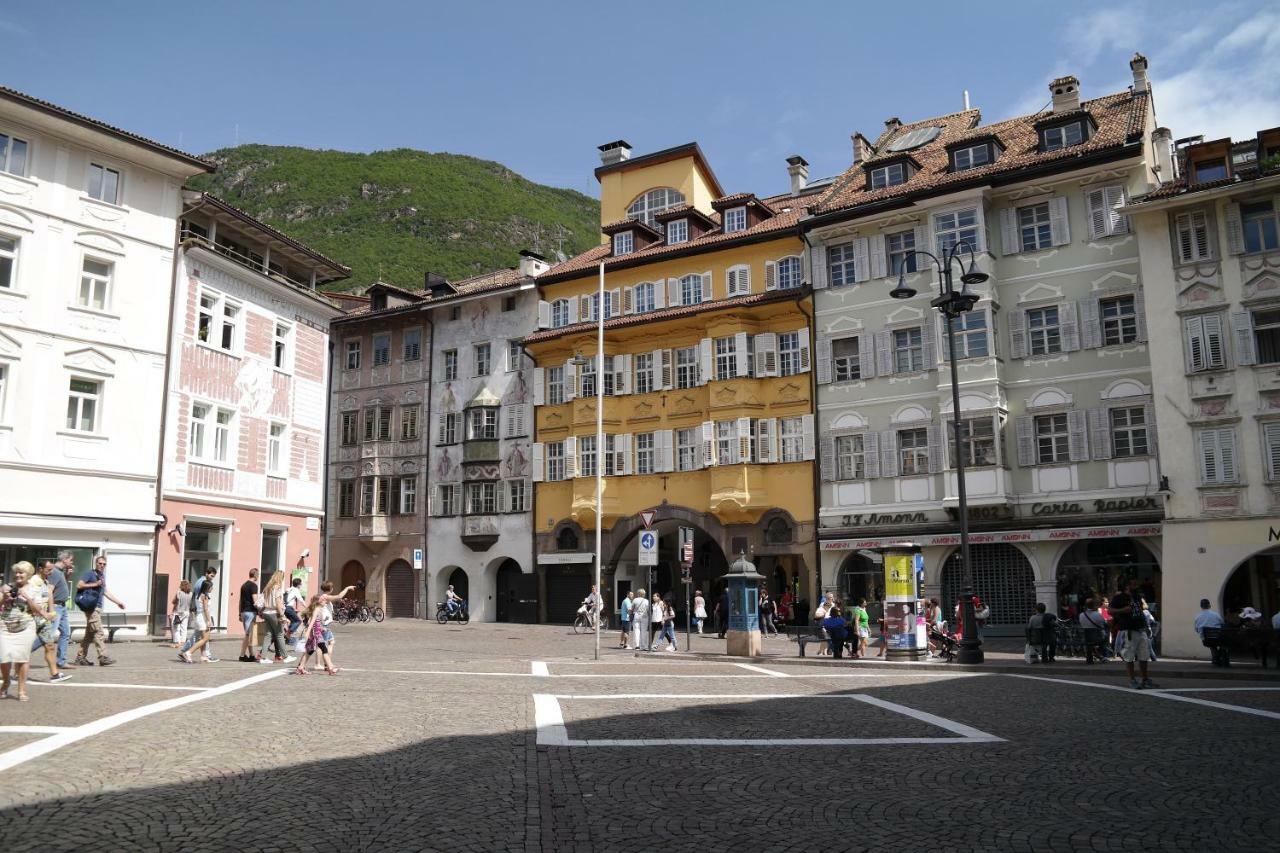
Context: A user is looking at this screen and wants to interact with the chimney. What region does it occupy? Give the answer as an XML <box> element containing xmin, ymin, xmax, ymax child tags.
<box><xmin>597</xmin><ymin>139</ymin><xmax>632</xmax><ymax>166</ymax></box>
<box><xmin>1152</xmin><ymin>127</ymin><xmax>1175</xmax><ymax>183</ymax></box>
<box><xmin>884</xmin><ymin>117</ymin><xmax>903</xmax><ymax>134</ymax></box>
<box><xmin>423</xmin><ymin>271</ymin><xmax>452</xmax><ymax>298</ymax></box>
<box><xmin>851</xmin><ymin>133</ymin><xmax>873</xmax><ymax>166</ymax></box>
<box><xmin>518</xmin><ymin>249</ymin><xmax>549</xmax><ymax>278</ymax></box>
<box><xmin>1130</xmin><ymin>52</ymin><xmax>1150</xmax><ymax>94</ymax></box>
<box><xmin>785</xmin><ymin>155</ymin><xmax>809</xmax><ymax>194</ymax></box>
<box><xmin>1049</xmin><ymin>75</ymin><xmax>1081</xmax><ymax>113</ymax></box>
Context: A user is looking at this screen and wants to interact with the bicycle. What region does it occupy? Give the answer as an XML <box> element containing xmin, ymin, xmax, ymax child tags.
<box><xmin>572</xmin><ymin>607</ymin><xmax>608</xmax><ymax>634</ymax></box>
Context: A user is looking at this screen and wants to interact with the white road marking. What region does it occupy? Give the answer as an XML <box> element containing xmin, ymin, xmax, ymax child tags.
<box><xmin>532</xmin><ymin>693</ymin><xmax>1003</xmax><ymax>747</ymax></box>
<box><xmin>1009</xmin><ymin>674</ymin><xmax>1280</xmax><ymax>721</ymax></box>
<box><xmin>0</xmin><ymin>726</ymin><xmax>71</xmax><ymax>735</ymax></box>
<box><xmin>1154</xmin><ymin>687</ymin><xmax>1280</xmax><ymax>693</ymax></box>
<box><xmin>531</xmin><ymin>661</ymin><xmax>550</xmax><ymax>676</ymax></box>
<box><xmin>27</xmin><ymin>681</ymin><xmax>207</xmax><ymax>692</ymax></box>
<box><xmin>343</xmin><ymin>666</ymin><xmax>982</xmax><ymax>681</ymax></box>
<box><xmin>735</xmin><ymin>663</ymin><xmax>789</xmax><ymax>677</ymax></box>
<box><xmin>0</xmin><ymin>669</ymin><xmax>286</xmax><ymax>774</ymax></box>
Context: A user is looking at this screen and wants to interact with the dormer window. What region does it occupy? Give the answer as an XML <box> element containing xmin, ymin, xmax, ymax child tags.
<box><xmin>951</xmin><ymin>143</ymin><xmax>992</xmax><ymax>172</ymax></box>
<box><xmin>667</xmin><ymin>218</ymin><xmax>688</xmax><ymax>244</ymax></box>
<box><xmin>613</xmin><ymin>231</ymin><xmax>634</xmax><ymax>255</ymax></box>
<box><xmin>1041</xmin><ymin>122</ymin><xmax>1084</xmax><ymax>152</ymax></box>
<box><xmin>1192</xmin><ymin>159</ymin><xmax>1228</xmax><ymax>183</ymax></box>
<box><xmin>723</xmin><ymin>207</ymin><xmax>747</xmax><ymax>233</ymax></box>
<box><xmin>870</xmin><ymin>162</ymin><xmax>907</xmax><ymax>189</ymax></box>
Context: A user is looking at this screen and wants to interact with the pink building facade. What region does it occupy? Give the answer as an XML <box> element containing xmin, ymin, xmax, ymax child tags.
<box><xmin>155</xmin><ymin>194</ymin><xmax>346</xmax><ymax>635</ymax></box>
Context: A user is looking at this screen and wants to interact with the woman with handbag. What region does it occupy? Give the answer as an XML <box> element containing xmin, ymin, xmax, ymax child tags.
<box><xmin>256</xmin><ymin>571</ymin><xmax>293</xmax><ymax>664</ymax></box>
<box><xmin>661</xmin><ymin>598</ymin><xmax>678</xmax><ymax>651</ymax></box>
<box><xmin>170</xmin><ymin>579</ymin><xmax>192</xmax><ymax>649</ymax></box>
<box><xmin>1</xmin><ymin>562</ymin><xmax>54</xmax><ymax>701</ymax></box>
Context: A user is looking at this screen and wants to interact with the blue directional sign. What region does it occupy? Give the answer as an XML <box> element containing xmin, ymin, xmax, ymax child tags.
<box><xmin>638</xmin><ymin>531</ymin><xmax>658</xmax><ymax>566</ymax></box>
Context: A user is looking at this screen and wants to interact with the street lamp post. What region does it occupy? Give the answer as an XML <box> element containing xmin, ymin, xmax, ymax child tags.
<box><xmin>890</xmin><ymin>241</ymin><xmax>987</xmax><ymax>664</ymax></box>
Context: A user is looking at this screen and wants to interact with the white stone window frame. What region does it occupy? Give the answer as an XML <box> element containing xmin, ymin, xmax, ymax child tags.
<box><xmin>951</xmin><ymin>143</ymin><xmax>991</xmax><ymax>172</ymax></box>
<box><xmin>723</xmin><ymin>206</ymin><xmax>747</xmax><ymax>234</ymax></box>
<box><xmin>666</xmin><ymin>219</ymin><xmax>688</xmax><ymax>245</ymax></box>
<box><xmin>551</xmin><ymin>298</ymin><xmax>571</xmax><ymax>328</ymax></box>
<box><xmin>76</xmin><ymin>254</ymin><xmax>115</xmax><ymax>314</ymax></box>
<box><xmin>870</xmin><ymin>162</ymin><xmax>906</xmax><ymax>189</ymax></box>
<box><xmin>267</xmin><ymin>421</ymin><xmax>288</xmax><ymax>476</ymax></box>
<box><xmin>273</xmin><ymin>320</ymin><xmax>294</xmax><ymax>372</ymax></box>
<box><xmin>546</xmin><ymin>441</ymin><xmax>566</xmax><ymax>482</ymax></box>
<box><xmin>932</xmin><ymin>204</ymin><xmax>984</xmax><ymax>255</ymax></box>
<box><xmin>613</xmin><ymin>231</ymin><xmax>634</xmax><ymax>255</ymax></box>
<box><xmin>189</xmin><ymin>400</ymin><xmax>236</xmax><ymax>467</ymax></box>
<box><xmin>635</xmin><ymin>432</ymin><xmax>655</xmax><ymax>475</ymax></box>
<box><xmin>0</xmin><ymin>230</ymin><xmax>20</xmax><ymax>292</ymax></box>
<box><xmin>85</xmin><ymin>160</ymin><xmax>124</xmax><ymax>207</ymax></box>
<box><xmin>344</xmin><ymin>339</ymin><xmax>361</xmax><ymax>371</ymax></box>
<box><xmin>473</xmin><ymin>341</ymin><xmax>491</xmax><ymax>376</ymax></box>
<box><xmin>679</xmin><ymin>273</ymin><xmax>703</xmax><ymax>306</ymax></box>
<box><xmin>0</xmin><ymin>129</ymin><xmax>30</xmax><ymax>177</ymax></box>
<box><xmin>197</xmin><ymin>287</ymin><xmax>243</xmax><ymax>356</ymax></box>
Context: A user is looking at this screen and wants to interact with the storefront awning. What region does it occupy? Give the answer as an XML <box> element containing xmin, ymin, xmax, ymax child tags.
<box><xmin>820</xmin><ymin>523</ymin><xmax>1162</xmax><ymax>552</ymax></box>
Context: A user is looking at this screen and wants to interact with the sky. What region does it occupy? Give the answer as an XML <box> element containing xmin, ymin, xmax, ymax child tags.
<box><xmin>3</xmin><ymin>0</ymin><xmax>1278</xmax><ymax>199</ymax></box>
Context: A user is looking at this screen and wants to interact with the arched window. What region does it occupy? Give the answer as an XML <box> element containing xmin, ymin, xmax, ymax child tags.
<box><xmin>633</xmin><ymin>281</ymin><xmax>655</xmax><ymax>314</ymax></box>
<box><xmin>551</xmin><ymin>299</ymin><xmax>570</xmax><ymax>328</ymax></box>
<box><xmin>679</xmin><ymin>273</ymin><xmax>703</xmax><ymax>305</ymax></box>
<box><xmin>627</xmin><ymin>188</ymin><xmax>685</xmax><ymax>228</ymax></box>
<box><xmin>765</xmin><ymin>517</ymin><xmax>793</xmax><ymax>544</ymax></box>
<box><xmin>776</xmin><ymin>256</ymin><xmax>803</xmax><ymax>290</ymax></box>
<box><xmin>556</xmin><ymin>527</ymin><xmax>580</xmax><ymax>551</ymax></box>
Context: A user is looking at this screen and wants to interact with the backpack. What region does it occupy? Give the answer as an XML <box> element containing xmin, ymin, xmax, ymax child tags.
<box><xmin>74</xmin><ymin>587</ymin><xmax>99</xmax><ymax>613</ymax></box>
<box><xmin>190</xmin><ymin>579</ymin><xmax>205</xmax><ymax>612</ymax></box>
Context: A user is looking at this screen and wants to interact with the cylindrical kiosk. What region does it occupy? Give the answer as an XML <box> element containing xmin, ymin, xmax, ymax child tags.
<box><xmin>884</xmin><ymin>550</ymin><xmax>926</xmax><ymax>660</ymax></box>
<box><xmin>722</xmin><ymin>552</ymin><xmax>763</xmax><ymax>657</ymax></box>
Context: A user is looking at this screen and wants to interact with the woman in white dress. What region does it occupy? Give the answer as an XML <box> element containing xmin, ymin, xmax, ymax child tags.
<box><xmin>693</xmin><ymin>591</ymin><xmax>707</xmax><ymax>635</ymax></box>
<box><xmin>1</xmin><ymin>562</ymin><xmax>52</xmax><ymax>701</ymax></box>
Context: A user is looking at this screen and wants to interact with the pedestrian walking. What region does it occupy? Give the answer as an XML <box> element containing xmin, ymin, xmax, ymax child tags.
<box><xmin>170</xmin><ymin>580</ymin><xmax>192</xmax><ymax>649</ymax></box>
<box><xmin>179</xmin><ymin>567</ymin><xmax>219</xmax><ymax>663</ymax></box>
<box><xmin>73</xmin><ymin>555</ymin><xmax>123</xmax><ymax>667</ymax></box>
<box><xmin>693</xmin><ymin>590</ymin><xmax>706</xmax><ymax>635</ymax></box>
<box><xmin>619</xmin><ymin>590</ymin><xmax>634</xmax><ymax>648</ymax></box>
<box><xmin>26</xmin><ymin>563</ymin><xmax>71</xmax><ymax>683</ymax></box>
<box><xmin>1111</xmin><ymin>579</ymin><xmax>1157</xmax><ymax>689</ymax></box>
<box><xmin>1027</xmin><ymin>603</ymin><xmax>1057</xmax><ymax>663</ymax></box>
<box><xmin>851</xmin><ymin>599</ymin><xmax>871</xmax><ymax>658</ymax></box>
<box><xmin>2</xmin><ymin>562</ymin><xmax>56</xmax><ymax>700</ymax></box>
<box><xmin>631</xmin><ymin>589</ymin><xmax>649</xmax><ymax>652</ymax></box>
<box><xmin>661</xmin><ymin>597</ymin><xmax>677</xmax><ymax>651</ymax></box>
<box><xmin>284</xmin><ymin>577</ymin><xmax>305</xmax><ymax>640</ymax></box>
<box><xmin>822</xmin><ymin>607</ymin><xmax>849</xmax><ymax>659</ymax></box>
<box><xmin>256</xmin><ymin>571</ymin><xmax>294</xmax><ymax>664</ymax></box>
<box><xmin>294</xmin><ymin>597</ymin><xmax>337</xmax><ymax>676</ymax></box>
<box><xmin>31</xmin><ymin>556</ymin><xmax>72</xmax><ymax>671</ymax></box>
<box><xmin>650</xmin><ymin>593</ymin><xmax>665</xmax><ymax>650</ymax></box>
<box><xmin>759</xmin><ymin>590</ymin><xmax>778</xmax><ymax>637</ymax></box>
<box><xmin>308</xmin><ymin>582</ymin><xmax>355</xmax><ymax>671</ymax></box>
<box><xmin>238</xmin><ymin>568</ymin><xmax>262</xmax><ymax>662</ymax></box>
<box><xmin>716</xmin><ymin>588</ymin><xmax>729</xmax><ymax>639</ymax></box>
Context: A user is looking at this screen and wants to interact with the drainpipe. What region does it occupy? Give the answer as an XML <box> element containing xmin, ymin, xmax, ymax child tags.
<box><xmin>518</xmin><ymin>336</ymin><xmax>540</xmax><ymax>622</ymax></box>
<box><xmin>321</xmin><ymin>337</ymin><xmax>335</xmax><ymax>588</ymax></box>
<box><xmin>799</xmin><ymin>228</ymin><xmax>822</xmax><ymax>615</ymax></box>
<box><xmin>421</xmin><ymin>310</ymin><xmax>435</xmax><ymax>620</ymax></box>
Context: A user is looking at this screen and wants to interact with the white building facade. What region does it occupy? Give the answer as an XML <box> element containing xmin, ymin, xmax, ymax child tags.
<box><xmin>0</xmin><ymin>87</ymin><xmax>209</xmax><ymax>626</ymax></box>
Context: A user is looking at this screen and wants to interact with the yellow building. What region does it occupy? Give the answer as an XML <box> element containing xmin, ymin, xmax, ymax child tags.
<box><xmin>523</xmin><ymin>141</ymin><xmax>823</xmax><ymax>623</ymax></box>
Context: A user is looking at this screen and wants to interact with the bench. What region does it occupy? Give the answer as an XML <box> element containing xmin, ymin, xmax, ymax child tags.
<box><xmin>788</xmin><ymin>625</ymin><xmax>826</xmax><ymax>657</ymax></box>
<box><xmin>68</xmin><ymin>609</ymin><xmax>140</xmax><ymax>643</ymax></box>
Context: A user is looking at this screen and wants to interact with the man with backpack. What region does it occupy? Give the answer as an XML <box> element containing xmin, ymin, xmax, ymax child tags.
<box><xmin>1110</xmin><ymin>579</ymin><xmax>1157</xmax><ymax>689</ymax></box>
<box><xmin>73</xmin><ymin>555</ymin><xmax>124</xmax><ymax>666</ymax></box>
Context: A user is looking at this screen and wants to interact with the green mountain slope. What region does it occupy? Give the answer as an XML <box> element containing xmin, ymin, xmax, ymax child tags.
<box><xmin>187</xmin><ymin>145</ymin><xmax>600</xmax><ymax>291</ymax></box>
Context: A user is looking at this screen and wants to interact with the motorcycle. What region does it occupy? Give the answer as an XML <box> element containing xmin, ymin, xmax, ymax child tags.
<box><xmin>436</xmin><ymin>600</ymin><xmax>470</xmax><ymax>625</ymax></box>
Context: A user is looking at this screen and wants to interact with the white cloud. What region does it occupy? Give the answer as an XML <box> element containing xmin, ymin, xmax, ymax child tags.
<box><xmin>0</xmin><ymin>19</ymin><xmax>29</xmax><ymax>37</ymax></box>
<box><xmin>1064</xmin><ymin>9</ymin><xmax>1143</xmax><ymax>65</ymax></box>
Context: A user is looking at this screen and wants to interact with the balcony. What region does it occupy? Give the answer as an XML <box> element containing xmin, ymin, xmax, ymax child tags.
<box><xmin>463</xmin><ymin>439</ymin><xmax>499</xmax><ymax>464</ymax></box>
<box><xmin>461</xmin><ymin>515</ymin><xmax>499</xmax><ymax>551</ymax></box>
<box><xmin>358</xmin><ymin>515</ymin><xmax>390</xmax><ymax>542</ymax></box>
<box><xmin>708</xmin><ymin>464</ymin><xmax>771</xmax><ymax>523</ymax></box>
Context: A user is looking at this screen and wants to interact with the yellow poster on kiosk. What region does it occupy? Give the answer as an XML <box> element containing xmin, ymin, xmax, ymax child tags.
<box><xmin>884</xmin><ymin>553</ymin><xmax>916</xmax><ymax>602</ymax></box>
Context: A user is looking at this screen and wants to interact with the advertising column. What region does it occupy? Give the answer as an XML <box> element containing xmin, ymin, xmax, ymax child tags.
<box><xmin>884</xmin><ymin>550</ymin><xmax>926</xmax><ymax>660</ymax></box>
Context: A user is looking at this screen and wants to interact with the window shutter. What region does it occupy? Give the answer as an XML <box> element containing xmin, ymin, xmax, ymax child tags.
<box><xmin>725</xmin><ymin>268</ymin><xmax>739</xmax><ymax>297</ymax></box>
<box><xmin>754</xmin><ymin>332</ymin><xmax>778</xmax><ymax>378</ymax></box>
<box><xmin>869</xmin><ymin>234</ymin><xmax>887</xmax><ymax>280</ymax></box>
<box><xmin>701</xmin><ymin>271</ymin><xmax>713</xmax><ymax>302</ymax></box>
<box><xmin>616</xmin><ymin>433</ymin><xmax>632</xmax><ymax>475</ymax></box>
<box><xmin>1077</xmin><ymin>298</ymin><xmax>1100</xmax><ymax>349</ymax></box>
<box><xmin>1198</xmin><ymin>430</ymin><xmax>1218</xmax><ymax>483</ymax></box>
<box><xmin>863</xmin><ymin>431</ymin><xmax>880</xmax><ymax>478</ymax></box>
<box><xmin>1015</xmin><ymin>416</ymin><xmax>1035</xmax><ymax>467</ymax></box>
<box><xmin>801</xmin><ymin>414</ymin><xmax>815</xmax><ymax>461</ymax></box>
<box><xmin>653</xmin><ymin>280</ymin><xmax>666</xmax><ymax>310</ymax></box>
<box><xmin>797</xmin><ymin>328</ymin><xmax>811</xmax><ymax>373</ymax></box>
<box><xmin>1134</xmin><ymin>288</ymin><xmax>1148</xmax><ymax>343</ymax></box>
<box><xmin>810</xmin><ymin>244</ymin><xmax>828</xmax><ymax>290</ymax></box>
<box><xmin>701</xmin><ymin>420</ymin><xmax>715</xmax><ymax>468</ymax></box>
<box><xmin>1067</xmin><ymin>409</ymin><xmax>1089</xmax><ymax>462</ymax></box>
<box><xmin>564</xmin><ymin>436</ymin><xmax>577</xmax><ymax>479</ymax></box>
<box><xmin>564</xmin><ymin>359</ymin><xmax>577</xmax><ymax>401</ymax></box>
<box><xmin>623</xmin><ymin>286</ymin><xmax>634</xmax><ymax>315</ymax></box>
<box><xmin>666</xmin><ymin>277</ymin><xmax>680</xmax><ymax>307</ymax></box>
<box><xmin>1184</xmin><ymin>316</ymin><xmax>1205</xmax><ymax>372</ymax></box>
<box><xmin>1143</xmin><ymin>403</ymin><xmax>1158</xmax><ymax>458</ymax></box>
<box><xmin>1220</xmin><ymin>429</ymin><xmax>1238</xmax><ymax>483</ymax></box>
<box><xmin>699</xmin><ymin>338</ymin><xmax>713</xmax><ymax>384</ymax></box>
<box><xmin>819</xmin><ymin>434</ymin><xmax>836</xmax><ymax>480</ymax></box>
<box><xmin>1001</xmin><ymin>207</ymin><xmax>1021</xmax><ymax>255</ymax></box>
<box><xmin>1204</xmin><ymin>313</ymin><xmax>1225</xmax><ymax>369</ymax></box>
<box><xmin>757</xmin><ymin>418</ymin><xmax>775</xmax><ymax>463</ymax></box>
<box><xmin>435</xmin><ymin>415</ymin><xmax>446</xmax><ymax>445</ymax></box>
<box><xmin>1264</xmin><ymin>423</ymin><xmax>1280</xmax><ymax>480</ymax></box>
<box><xmin>497</xmin><ymin>480</ymin><xmax>509</xmax><ymax>513</ymax></box>
<box><xmin>937</xmin><ymin>313</ymin><xmax>952</xmax><ymax>363</ymax></box>
<box><xmin>658</xmin><ymin>429</ymin><xmax>674</xmax><ymax>473</ymax></box>
<box><xmin>859</xmin><ymin>336</ymin><xmax>877</xmax><ymax>379</ymax></box>
<box><xmin>1086</xmin><ymin>188</ymin><xmax>1108</xmax><ymax>240</ymax></box>
<box><xmin>537</xmin><ymin>300</ymin><xmax>551</xmax><ymax>329</ymax></box>
<box><xmin>765</xmin><ymin>261</ymin><xmax>777</xmax><ymax>291</ymax></box>
<box><xmin>875</xmin><ymin>330</ymin><xmax>893</xmax><ymax>375</ymax></box>
<box><xmin>579</xmin><ymin>295</ymin><xmax>592</xmax><ymax>322</ymax></box>
<box><xmin>1088</xmin><ymin>408</ymin><xmax>1112</xmax><ymax>460</ymax></box>
<box><xmin>567</xmin><ymin>295</ymin><xmax>579</xmax><ymax>325</ymax></box>
<box><xmin>737</xmin><ymin>417</ymin><xmax>752</xmax><ymax>464</ymax></box>
<box><xmin>659</xmin><ymin>348</ymin><xmax>673</xmax><ymax>390</ymax></box>
<box><xmin>427</xmin><ymin>485</ymin><xmax>436</xmax><ymax>517</ymax></box>
<box><xmin>1232</xmin><ymin>311</ymin><xmax>1257</xmax><ymax>366</ymax></box>
<box><xmin>1225</xmin><ymin>202</ymin><xmax>1245</xmax><ymax>255</ymax></box>
<box><xmin>734</xmin><ymin>331</ymin><xmax>750</xmax><ymax>377</ymax></box>
<box><xmin>1060</xmin><ymin>301</ymin><xmax>1080</xmax><ymax>352</ymax></box>
<box><xmin>879</xmin><ymin>429</ymin><xmax>898</xmax><ymax>478</ymax></box>
<box><xmin>1104</xmin><ymin>185</ymin><xmax>1129</xmax><ymax>235</ymax></box>
<box><xmin>926</xmin><ymin>423</ymin><xmax>944</xmax><ymax>473</ymax></box>
<box><xmin>1049</xmin><ymin>196</ymin><xmax>1071</xmax><ymax>246</ymax></box>
<box><xmin>852</xmin><ymin>237</ymin><xmax>870</xmax><ymax>283</ymax></box>
<box><xmin>815</xmin><ymin>334</ymin><xmax>832</xmax><ymax>384</ymax></box>
<box><xmin>615</xmin><ymin>354</ymin><xmax>631</xmax><ymax>395</ymax></box>
<box><xmin>912</xmin><ymin>224</ymin><xmax>929</xmax><ymax>260</ymax></box>
<box><xmin>921</xmin><ymin>322</ymin><xmax>937</xmax><ymax>367</ymax></box>
<box><xmin>1008</xmin><ymin>309</ymin><xmax>1028</xmax><ymax>359</ymax></box>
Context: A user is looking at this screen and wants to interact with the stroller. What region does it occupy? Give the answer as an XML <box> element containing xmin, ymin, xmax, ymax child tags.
<box><xmin>930</xmin><ymin>627</ymin><xmax>958</xmax><ymax>661</ymax></box>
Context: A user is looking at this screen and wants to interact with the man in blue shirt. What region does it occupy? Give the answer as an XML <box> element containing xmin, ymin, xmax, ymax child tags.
<box><xmin>31</xmin><ymin>557</ymin><xmax>72</xmax><ymax>670</ymax></box>
<box><xmin>618</xmin><ymin>590</ymin><xmax>633</xmax><ymax>649</ymax></box>
<box><xmin>1193</xmin><ymin>598</ymin><xmax>1228</xmax><ymax>667</ymax></box>
<box><xmin>74</xmin><ymin>554</ymin><xmax>125</xmax><ymax>667</ymax></box>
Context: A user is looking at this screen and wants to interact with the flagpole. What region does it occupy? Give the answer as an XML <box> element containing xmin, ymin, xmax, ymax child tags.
<box><xmin>595</xmin><ymin>260</ymin><xmax>604</xmax><ymax>661</ymax></box>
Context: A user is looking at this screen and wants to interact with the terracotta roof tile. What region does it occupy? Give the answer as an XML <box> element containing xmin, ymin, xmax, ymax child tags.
<box><xmin>1128</xmin><ymin>162</ymin><xmax>1280</xmax><ymax>205</ymax></box>
<box><xmin>523</xmin><ymin>286</ymin><xmax>809</xmax><ymax>345</ymax></box>
<box><xmin>813</xmin><ymin>91</ymin><xmax>1148</xmax><ymax>217</ymax></box>
<box><xmin>451</xmin><ymin>267</ymin><xmax>525</xmax><ymax>295</ymax></box>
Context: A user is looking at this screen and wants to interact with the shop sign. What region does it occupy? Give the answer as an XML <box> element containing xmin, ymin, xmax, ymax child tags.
<box><xmin>537</xmin><ymin>552</ymin><xmax>595</xmax><ymax>565</ymax></box>
<box><xmin>820</xmin><ymin>523</ymin><xmax>1162</xmax><ymax>552</ymax></box>
<box><xmin>884</xmin><ymin>552</ymin><xmax>916</xmax><ymax>603</ymax></box>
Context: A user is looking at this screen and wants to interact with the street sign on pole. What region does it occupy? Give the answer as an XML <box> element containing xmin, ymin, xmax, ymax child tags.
<box><xmin>412</xmin><ymin>548</ymin><xmax>423</xmax><ymax>570</ymax></box>
<box><xmin>679</xmin><ymin>526</ymin><xmax>694</xmax><ymax>563</ymax></box>
<box><xmin>638</xmin><ymin>530</ymin><xmax>658</xmax><ymax>566</ymax></box>
<box><xmin>640</xmin><ymin>509</ymin><xmax>656</xmax><ymax>529</ymax></box>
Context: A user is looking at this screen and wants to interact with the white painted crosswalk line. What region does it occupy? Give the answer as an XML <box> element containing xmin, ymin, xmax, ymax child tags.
<box><xmin>735</xmin><ymin>663</ymin><xmax>789</xmax><ymax>677</ymax></box>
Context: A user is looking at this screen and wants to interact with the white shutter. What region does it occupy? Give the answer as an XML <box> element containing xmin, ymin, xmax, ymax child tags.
<box><xmin>623</xmin><ymin>286</ymin><xmax>634</xmax><ymax>315</ymax></box>
<box><xmin>797</xmin><ymin>328</ymin><xmax>811</xmax><ymax>373</ymax></box>
<box><xmin>561</xmin><ymin>436</ymin><xmax>577</xmax><ymax>479</ymax></box>
<box><xmin>651</xmin><ymin>280</ymin><xmax>665</xmax><ymax>310</ymax></box>
<box><xmin>1067</xmin><ymin>409</ymin><xmax>1089</xmax><ymax>462</ymax></box>
<box><xmin>537</xmin><ymin>300</ymin><xmax>551</xmax><ymax>329</ymax></box>
<box><xmin>765</xmin><ymin>261</ymin><xmax>777</xmax><ymax>291</ymax></box>
<box><xmin>699</xmin><ymin>338</ymin><xmax>713</xmax><ymax>384</ymax></box>
<box><xmin>1198</xmin><ymin>430</ymin><xmax>1218</xmax><ymax>483</ymax></box>
<box><xmin>666</xmin><ymin>277</ymin><xmax>680</xmax><ymax>307</ymax></box>
<box><xmin>937</xmin><ymin>313</ymin><xmax>951</xmax><ymax>362</ymax></box>
<box><xmin>1134</xmin><ymin>288</ymin><xmax>1148</xmax><ymax>343</ymax></box>
<box><xmin>1204</xmin><ymin>313</ymin><xmax>1225</xmax><ymax>369</ymax></box>
<box><xmin>859</xmin><ymin>335</ymin><xmax>877</xmax><ymax>379</ymax></box>
<box><xmin>701</xmin><ymin>421</ymin><xmax>715</xmax><ymax>468</ymax></box>
<box><xmin>1265</xmin><ymin>423</ymin><xmax>1280</xmax><ymax>480</ymax></box>
<box><xmin>815</xmin><ymin>334</ymin><xmax>832</xmax><ymax>384</ymax></box>
<box><xmin>754</xmin><ymin>332</ymin><xmax>778</xmax><ymax>378</ymax></box>
<box><xmin>912</xmin><ymin>224</ymin><xmax>929</xmax><ymax>261</ymax></box>
<box><xmin>1104</xmin><ymin>185</ymin><xmax>1129</xmax><ymax>235</ymax></box>
<box><xmin>864</xmin><ymin>431</ymin><xmax>880</xmax><ymax>479</ymax></box>
<box><xmin>1225</xmin><ymin>202</ymin><xmax>1245</xmax><ymax>255</ymax></box>
<box><xmin>658</xmin><ymin>429</ymin><xmax>674</xmax><ymax>473</ymax></box>
<box><xmin>615</xmin><ymin>354</ymin><xmax>631</xmax><ymax>395</ymax></box>
<box><xmin>1143</xmin><ymin>402</ymin><xmax>1158</xmax><ymax>458</ymax></box>
<box><xmin>810</xmin><ymin>244</ymin><xmax>828</xmax><ymax>290</ymax></box>
<box><xmin>737</xmin><ymin>417</ymin><xmax>752</xmax><ymax>464</ymax></box>
<box><xmin>1060</xmin><ymin>301</ymin><xmax>1080</xmax><ymax>352</ymax></box>
<box><xmin>435</xmin><ymin>414</ymin><xmax>447</xmax><ymax>445</ymax></box>
<box><xmin>564</xmin><ymin>358</ymin><xmax>577</xmax><ymax>401</ymax></box>
<box><xmin>1049</xmin><ymin>196</ymin><xmax>1071</xmax><ymax>246</ymax></box>
<box><xmin>852</xmin><ymin>237</ymin><xmax>871</xmax><ymax>283</ymax></box>
<box><xmin>1015</xmin><ymin>416</ymin><xmax>1035</xmax><ymax>467</ymax></box>
<box><xmin>819</xmin><ymin>434</ymin><xmax>836</xmax><ymax>480</ymax></box>
<box><xmin>869</xmin><ymin>234</ymin><xmax>887</xmax><ymax>281</ymax></box>
<box><xmin>926</xmin><ymin>423</ymin><xmax>944</xmax><ymax>473</ymax></box>
<box><xmin>579</xmin><ymin>294</ymin><xmax>592</xmax><ymax>322</ymax></box>
<box><xmin>1001</xmin><ymin>207</ymin><xmax>1021</xmax><ymax>255</ymax></box>
<box><xmin>497</xmin><ymin>480</ymin><xmax>509</xmax><ymax>513</ymax></box>
<box><xmin>1185</xmin><ymin>316</ymin><xmax>1207</xmax><ymax>372</ymax></box>
<box><xmin>1220</xmin><ymin>429</ymin><xmax>1238</xmax><ymax>483</ymax></box>
<box><xmin>1008</xmin><ymin>308</ymin><xmax>1027</xmax><ymax>359</ymax></box>
<box><xmin>734</xmin><ymin>331</ymin><xmax>750</xmax><ymax>377</ymax></box>
<box><xmin>701</xmin><ymin>271</ymin><xmax>713</xmax><ymax>302</ymax></box>
<box><xmin>532</xmin><ymin>367</ymin><xmax>546</xmax><ymax>406</ymax></box>
<box><xmin>659</xmin><ymin>348</ymin><xmax>673</xmax><ymax>390</ymax></box>
<box><xmin>1232</xmin><ymin>310</ymin><xmax>1257</xmax><ymax>366</ymax></box>
<box><xmin>757</xmin><ymin>418</ymin><xmax>775</xmax><ymax>463</ymax></box>
<box><xmin>1086</xmin><ymin>188</ymin><xmax>1108</xmax><ymax>240</ymax></box>
<box><xmin>566</xmin><ymin>295</ymin><xmax>579</xmax><ymax>325</ymax></box>
<box><xmin>879</xmin><ymin>429</ymin><xmax>898</xmax><ymax>478</ymax></box>
<box><xmin>801</xmin><ymin>414</ymin><xmax>815</xmax><ymax>461</ymax></box>
<box><xmin>921</xmin><ymin>323</ymin><xmax>937</xmax><ymax>367</ymax></box>
<box><xmin>609</xmin><ymin>288</ymin><xmax>621</xmax><ymax>318</ymax></box>
<box><xmin>1088</xmin><ymin>408</ymin><xmax>1112</xmax><ymax>460</ymax></box>
<box><xmin>617</xmin><ymin>433</ymin><xmax>632</xmax><ymax>475</ymax></box>
<box><xmin>1078</xmin><ymin>298</ymin><xmax>1100</xmax><ymax>349</ymax></box>
<box><xmin>875</xmin><ymin>330</ymin><xmax>893</xmax><ymax>375</ymax></box>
